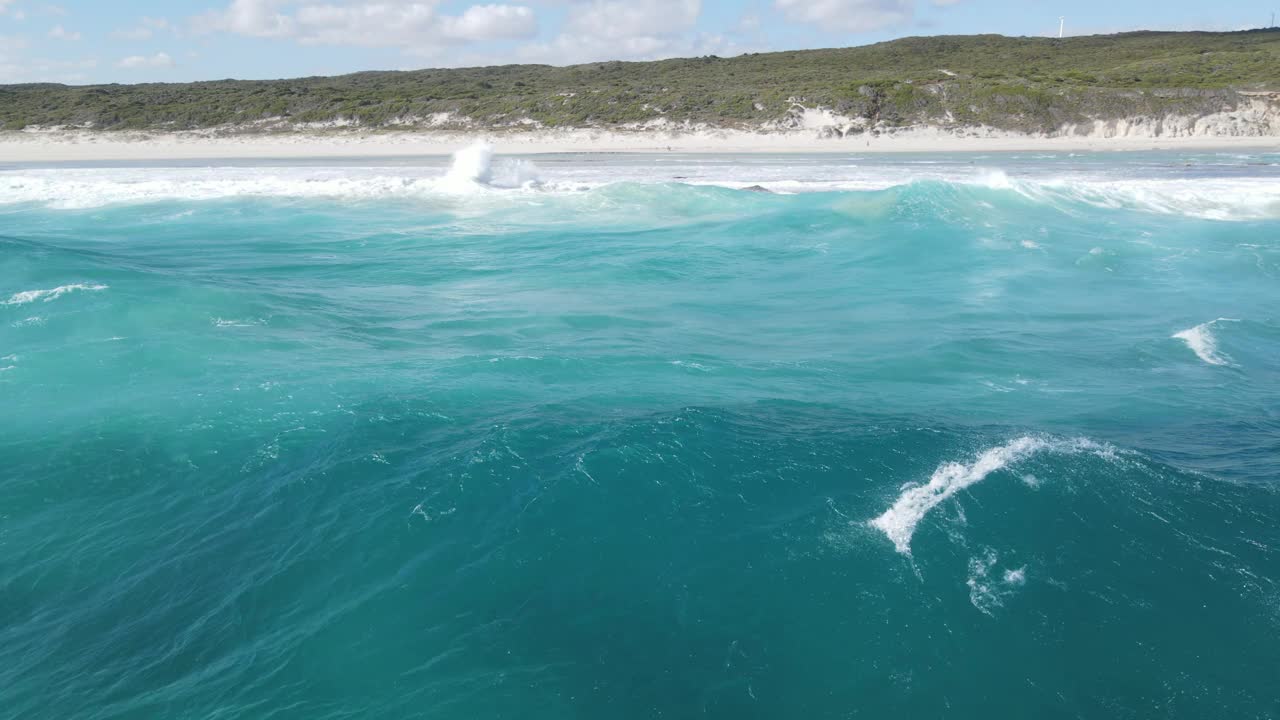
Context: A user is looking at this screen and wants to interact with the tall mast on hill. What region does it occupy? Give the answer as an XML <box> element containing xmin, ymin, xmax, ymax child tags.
<box><xmin>1058</xmin><ymin>17</ymin><xmax>1065</xmax><ymax>38</ymax></box>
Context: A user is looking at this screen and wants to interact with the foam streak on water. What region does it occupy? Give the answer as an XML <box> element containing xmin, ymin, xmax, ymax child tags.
<box><xmin>870</xmin><ymin>436</ymin><xmax>1107</xmax><ymax>554</ymax></box>
<box><xmin>3</xmin><ymin>283</ymin><xmax>108</xmax><ymax>306</ymax></box>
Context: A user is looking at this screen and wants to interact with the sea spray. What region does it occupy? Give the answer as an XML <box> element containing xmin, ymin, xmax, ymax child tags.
<box><xmin>868</xmin><ymin>436</ymin><xmax>1113</xmax><ymax>554</ymax></box>
<box><xmin>1173</xmin><ymin>318</ymin><xmax>1241</xmax><ymax>366</ymax></box>
<box><xmin>444</xmin><ymin>140</ymin><xmax>495</xmax><ymax>186</ymax></box>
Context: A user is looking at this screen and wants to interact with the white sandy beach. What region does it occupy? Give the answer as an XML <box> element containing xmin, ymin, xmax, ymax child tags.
<box><xmin>2</xmin><ymin>128</ymin><xmax>1278</xmax><ymax>162</ymax></box>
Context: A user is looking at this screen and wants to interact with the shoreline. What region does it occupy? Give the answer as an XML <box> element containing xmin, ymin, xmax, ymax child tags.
<box><xmin>2</xmin><ymin>129</ymin><xmax>1278</xmax><ymax>162</ymax></box>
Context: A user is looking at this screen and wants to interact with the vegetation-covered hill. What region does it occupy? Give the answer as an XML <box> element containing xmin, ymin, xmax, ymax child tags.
<box><xmin>2</xmin><ymin>30</ymin><xmax>1279</xmax><ymax>134</ymax></box>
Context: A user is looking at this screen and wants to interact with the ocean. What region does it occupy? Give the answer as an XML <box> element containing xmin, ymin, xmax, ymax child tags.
<box><xmin>2</xmin><ymin>146</ymin><xmax>1278</xmax><ymax>719</ymax></box>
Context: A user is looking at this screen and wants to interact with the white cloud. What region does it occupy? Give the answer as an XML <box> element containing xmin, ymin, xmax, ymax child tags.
<box><xmin>440</xmin><ymin>4</ymin><xmax>536</xmax><ymax>41</ymax></box>
<box><xmin>518</xmin><ymin>0</ymin><xmax>709</xmax><ymax>64</ymax></box>
<box><xmin>194</xmin><ymin>0</ymin><xmax>537</xmax><ymax>48</ymax></box>
<box><xmin>0</xmin><ymin>55</ymin><xmax>97</xmax><ymax>83</ymax></box>
<box><xmin>47</xmin><ymin>23</ymin><xmax>80</xmax><ymax>40</ymax></box>
<box><xmin>204</xmin><ymin>0</ymin><xmax>294</xmax><ymax>37</ymax></box>
<box><xmin>112</xmin><ymin>17</ymin><xmax>172</xmax><ymax>41</ymax></box>
<box><xmin>116</xmin><ymin>51</ymin><xmax>174</xmax><ymax>69</ymax></box>
<box><xmin>112</xmin><ymin>27</ymin><xmax>150</xmax><ymax>40</ymax></box>
<box><xmin>0</xmin><ymin>0</ymin><xmax>16</xmax><ymax>15</ymax></box>
<box><xmin>774</xmin><ymin>0</ymin><xmax>914</xmax><ymax>33</ymax></box>
<box><xmin>0</xmin><ymin>34</ymin><xmax>27</xmax><ymax>52</ymax></box>
<box><xmin>563</xmin><ymin>0</ymin><xmax>700</xmax><ymax>39</ymax></box>
<box><xmin>0</xmin><ymin>34</ymin><xmax>24</xmax><ymax>81</ymax></box>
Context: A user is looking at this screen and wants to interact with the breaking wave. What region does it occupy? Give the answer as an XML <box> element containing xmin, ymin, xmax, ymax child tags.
<box><xmin>444</xmin><ymin>140</ymin><xmax>495</xmax><ymax>186</ymax></box>
<box><xmin>1</xmin><ymin>151</ymin><xmax>1279</xmax><ymax>221</ymax></box>
<box><xmin>1173</xmin><ymin>318</ymin><xmax>1240</xmax><ymax>366</ymax></box>
<box><xmin>869</xmin><ymin>435</ymin><xmax>1115</xmax><ymax>554</ymax></box>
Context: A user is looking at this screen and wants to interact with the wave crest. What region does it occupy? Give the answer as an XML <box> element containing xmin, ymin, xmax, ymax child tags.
<box><xmin>869</xmin><ymin>436</ymin><xmax>1112</xmax><ymax>554</ymax></box>
<box><xmin>1172</xmin><ymin>318</ymin><xmax>1240</xmax><ymax>366</ymax></box>
<box><xmin>3</xmin><ymin>283</ymin><xmax>108</xmax><ymax>306</ymax></box>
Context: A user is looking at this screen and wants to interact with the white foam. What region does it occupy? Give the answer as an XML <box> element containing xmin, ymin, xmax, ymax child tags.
<box><xmin>213</xmin><ymin>317</ymin><xmax>265</xmax><ymax>328</ymax></box>
<box><xmin>499</xmin><ymin>158</ymin><xmax>543</xmax><ymax>188</ymax></box>
<box><xmin>966</xmin><ymin>550</ymin><xmax>1003</xmax><ymax>614</ymax></box>
<box><xmin>1</xmin><ymin>155</ymin><xmax>1278</xmax><ymax>220</ymax></box>
<box><xmin>975</xmin><ymin>169</ymin><xmax>1015</xmax><ymax>189</ymax></box>
<box><xmin>870</xmin><ymin>435</ymin><xmax>1108</xmax><ymax>554</ymax></box>
<box><xmin>966</xmin><ymin>551</ymin><xmax>1029</xmax><ymax>615</ymax></box>
<box><xmin>3</xmin><ymin>283</ymin><xmax>107</xmax><ymax>306</ymax></box>
<box><xmin>442</xmin><ymin>141</ymin><xmax>541</xmax><ymax>190</ymax></box>
<box><xmin>0</xmin><ymin>143</ymin><xmax>554</xmax><ymax>207</ymax></box>
<box><xmin>1004</xmin><ymin>177</ymin><xmax>1280</xmax><ymax>221</ymax></box>
<box><xmin>443</xmin><ymin>140</ymin><xmax>494</xmax><ymax>187</ymax></box>
<box><xmin>1173</xmin><ymin>318</ymin><xmax>1240</xmax><ymax>366</ymax></box>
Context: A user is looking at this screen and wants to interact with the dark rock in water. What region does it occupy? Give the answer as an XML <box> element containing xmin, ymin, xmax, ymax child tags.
<box><xmin>742</xmin><ymin>185</ymin><xmax>773</xmax><ymax>193</ymax></box>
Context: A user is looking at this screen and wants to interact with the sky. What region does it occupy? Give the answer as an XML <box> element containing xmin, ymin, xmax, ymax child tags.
<box><xmin>0</xmin><ymin>0</ymin><xmax>1275</xmax><ymax>85</ymax></box>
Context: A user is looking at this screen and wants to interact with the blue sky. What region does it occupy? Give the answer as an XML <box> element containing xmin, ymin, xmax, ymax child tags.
<box><xmin>0</xmin><ymin>0</ymin><xmax>1274</xmax><ymax>84</ymax></box>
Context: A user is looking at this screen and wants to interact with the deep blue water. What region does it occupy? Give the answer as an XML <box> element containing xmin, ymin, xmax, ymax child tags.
<box><xmin>2</xmin><ymin>151</ymin><xmax>1278</xmax><ymax>719</ymax></box>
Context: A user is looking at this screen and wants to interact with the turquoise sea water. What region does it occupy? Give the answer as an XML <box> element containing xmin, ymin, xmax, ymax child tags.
<box><xmin>2</xmin><ymin>149</ymin><xmax>1279</xmax><ymax>719</ymax></box>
